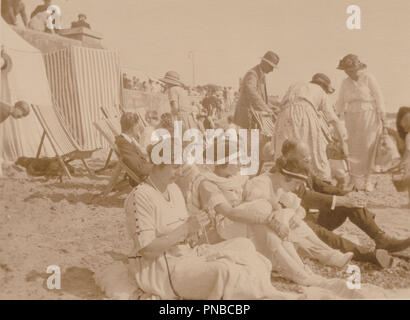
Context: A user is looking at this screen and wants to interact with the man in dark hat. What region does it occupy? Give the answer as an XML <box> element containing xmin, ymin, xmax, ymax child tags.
<box><xmin>71</xmin><ymin>13</ymin><xmax>91</xmax><ymax>29</ymax></box>
<box><xmin>281</xmin><ymin>139</ymin><xmax>410</xmax><ymax>268</ymax></box>
<box><xmin>233</xmin><ymin>51</ymin><xmax>280</xmax><ymax>129</ymax></box>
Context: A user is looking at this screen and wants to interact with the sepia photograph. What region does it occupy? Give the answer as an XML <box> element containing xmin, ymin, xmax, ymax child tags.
<box><xmin>1</xmin><ymin>0</ymin><xmax>410</xmax><ymax>305</ymax></box>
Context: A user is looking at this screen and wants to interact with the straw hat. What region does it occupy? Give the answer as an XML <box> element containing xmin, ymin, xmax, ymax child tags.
<box><xmin>311</xmin><ymin>73</ymin><xmax>335</xmax><ymax>94</ymax></box>
<box><xmin>261</xmin><ymin>51</ymin><xmax>280</xmax><ymax>68</ymax></box>
<box><xmin>337</xmin><ymin>54</ymin><xmax>367</xmax><ymax>71</ymax></box>
<box><xmin>159</xmin><ymin>71</ymin><xmax>184</xmax><ymax>86</ymax></box>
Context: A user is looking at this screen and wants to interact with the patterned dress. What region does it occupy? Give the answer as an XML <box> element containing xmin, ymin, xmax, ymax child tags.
<box><xmin>274</xmin><ymin>82</ymin><xmax>338</xmax><ymax>181</ymax></box>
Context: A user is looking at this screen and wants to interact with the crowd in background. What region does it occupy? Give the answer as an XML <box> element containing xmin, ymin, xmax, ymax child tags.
<box><xmin>1</xmin><ymin>0</ymin><xmax>91</xmax><ymax>33</ymax></box>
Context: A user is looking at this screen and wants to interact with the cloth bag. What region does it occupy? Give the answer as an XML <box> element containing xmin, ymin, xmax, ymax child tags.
<box><xmin>372</xmin><ymin>127</ymin><xmax>401</xmax><ymax>173</ymax></box>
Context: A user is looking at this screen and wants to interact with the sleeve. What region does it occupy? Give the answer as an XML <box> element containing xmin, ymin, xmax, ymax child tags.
<box><xmin>198</xmin><ymin>180</ymin><xmax>229</xmax><ymax>210</ymax></box>
<box><xmin>30</xmin><ymin>5</ymin><xmax>42</xmax><ymax>18</ymax></box>
<box><xmin>243</xmin><ymin>71</ymin><xmax>269</xmax><ymax>111</ymax></box>
<box><xmin>312</xmin><ymin>176</ymin><xmax>348</xmax><ymax>196</ymax></box>
<box><xmin>296</xmin><ymin>183</ymin><xmax>333</xmax><ymax>211</ymax></box>
<box><xmin>116</xmin><ymin>138</ymin><xmax>152</xmax><ymax>177</ymax></box>
<box><xmin>334</xmin><ymin>80</ymin><xmax>346</xmax><ymax>119</ymax></box>
<box><xmin>367</xmin><ymin>73</ymin><xmax>386</xmax><ymax>115</ymax></box>
<box><xmin>126</xmin><ymin>190</ymin><xmax>157</xmax><ymax>249</ymax></box>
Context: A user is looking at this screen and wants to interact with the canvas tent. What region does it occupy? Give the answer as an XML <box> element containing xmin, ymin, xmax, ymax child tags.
<box><xmin>0</xmin><ymin>18</ymin><xmax>53</xmax><ymax>161</ymax></box>
<box><xmin>43</xmin><ymin>47</ymin><xmax>121</xmax><ymax>150</ymax></box>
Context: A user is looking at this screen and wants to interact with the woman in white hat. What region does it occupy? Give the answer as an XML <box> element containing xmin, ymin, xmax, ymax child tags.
<box><xmin>160</xmin><ymin>71</ymin><xmax>200</xmax><ymax>132</ymax></box>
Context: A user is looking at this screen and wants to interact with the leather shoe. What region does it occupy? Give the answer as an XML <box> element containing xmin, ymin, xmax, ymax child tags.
<box><xmin>375</xmin><ymin>235</ymin><xmax>410</xmax><ymax>253</ymax></box>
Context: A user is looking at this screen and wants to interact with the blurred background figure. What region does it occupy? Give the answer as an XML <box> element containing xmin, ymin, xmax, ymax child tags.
<box><xmin>71</xmin><ymin>13</ymin><xmax>91</xmax><ymax>29</ymax></box>
<box><xmin>1</xmin><ymin>0</ymin><xmax>28</xmax><ymax>27</ymax></box>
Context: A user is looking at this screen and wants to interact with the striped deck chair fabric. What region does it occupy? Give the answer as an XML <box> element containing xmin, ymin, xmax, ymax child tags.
<box><xmin>31</xmin><ymin>104</ymin><xmax>96</xmax><ymax>178</ymax></box>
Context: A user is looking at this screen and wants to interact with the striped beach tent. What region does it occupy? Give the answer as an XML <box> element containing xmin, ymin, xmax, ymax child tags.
<box><xmin>43</xmin><ymin>46</ymin><xmax>121</xmax><ymax>150</ymax></box>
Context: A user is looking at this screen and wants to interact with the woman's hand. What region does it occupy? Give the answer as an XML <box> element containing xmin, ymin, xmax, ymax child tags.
<box><xmin>268</xmin><ymin>218</ymin><xmax>290</xmax><ymax>239</ymax></box>
<box><xmin>186</xmin><ymin>212</ymin><xmax>210</xmax><ymax>235</ymax></box>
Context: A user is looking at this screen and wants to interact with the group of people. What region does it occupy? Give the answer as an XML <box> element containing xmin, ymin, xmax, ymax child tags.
<box><xmin>1</xmin><ymin>0</ymin><xmax>91</xmax><ymax>32</ymax></box>
<box><xmin>113</xmin><ymin>50</ymin><xmax>410</xmax><ymax>298</ymax></box>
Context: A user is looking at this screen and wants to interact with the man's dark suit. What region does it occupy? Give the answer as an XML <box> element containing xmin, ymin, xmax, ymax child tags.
<box><xmin>115</xmin><ymin>135</ymin><xmax>152</xmax><ymax>187</ymax></box>
<box><xmin>297</xmin><ymin>176</ymin><xmax>383</xmax><ymax>263</ymax></box>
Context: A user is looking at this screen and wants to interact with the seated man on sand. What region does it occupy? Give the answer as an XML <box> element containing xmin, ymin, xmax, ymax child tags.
<box><xmin>280</xmin><ymin>139</ymin><xmax>410</xmax><ymax>268</ymax></box>
<box><xmin>115</xmin><ymin>112</ymin><xmax>152</xmax><ymax>187</ymax></box>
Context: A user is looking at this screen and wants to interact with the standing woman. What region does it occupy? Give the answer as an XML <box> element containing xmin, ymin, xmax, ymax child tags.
<box><xmin>274</xmin><ymin>73</ymin><xmax>347</xmax><ymax>181</ymax></box>
<box><xmin>335</xmin><ymin>54</ymin><xmax>386</xmax><ymax>191</ymax></box>
<box><xmin>160</xmin><ymin>71</ymin><xmax>200</xmax><ymax>132</ymax></box>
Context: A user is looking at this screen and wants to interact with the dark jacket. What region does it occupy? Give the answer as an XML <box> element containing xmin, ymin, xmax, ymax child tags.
<box><xmin>115</xmin><ymin>135</ymin><xmax>152</xmax><ymax>187</ymax></box>
<box><xmin>233</xmin><ymin>65</ymin><xmax>269</xmax><ymax>128</ymax></box>
<box><xmin>296</xmin><ymin>175</ymin><xmax>349</xmax><ymax>212</ymax></box>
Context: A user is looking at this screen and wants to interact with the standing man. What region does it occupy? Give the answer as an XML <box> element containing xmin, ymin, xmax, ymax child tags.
<box><xmin>71</xmin><ymin>13</ymin><xmax>91</xmax><ymax>29</ymax></box>
<box><xmin>233</xmin><ymin>51</ymin><xmax>280</xmax><ymax>129</ymax></box>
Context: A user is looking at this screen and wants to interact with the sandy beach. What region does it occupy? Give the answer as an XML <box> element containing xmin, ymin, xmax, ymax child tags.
<box><xmin>0</xmin><ymin>149</ymin><xmax>409</xmax><ymax>300</ymax></box>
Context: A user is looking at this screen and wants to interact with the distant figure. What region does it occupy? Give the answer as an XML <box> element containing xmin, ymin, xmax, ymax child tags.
<box><xmin>30</xmin><ymin>0</ymin><xmax>51</xmax><ymax>19</ymax></box>
<box><xmin>71</xmin><ymin>13</ymin><xmax>91</xmax><ymax>29</ymax></box>
<box><xmin>1</xmin><ymin>0</ymin><xmax>28</xmax><ymax>27</ymax></box>
<box><xmin>0</xmin><ymin>101</ymin><xmax>30</xmax><ymax>124</ymax></box>
<box><xmin>159</xmin><ymin>71</ymin><xmax>199</xmax><ymax>131</ymax></box>
<box><xmin>29</xmin><ymin>0</ymin><xmax>52</xmax><ymax>33</ymax></box>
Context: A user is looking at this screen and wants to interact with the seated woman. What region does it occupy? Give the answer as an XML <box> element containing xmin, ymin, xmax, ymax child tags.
<box><xmin>188</xmin><ymin>141</ymin><xmax>353</xmax><ymax>287</ymax></box>
<box><xmin>124</xmin><ymin>140</ymin><xmax>297</xmax><ymax>300</ymax></box>
<box><xmin>395</xmin><ymin>106</ymin><xmax>410</xmax><ymax>207</ymax></box>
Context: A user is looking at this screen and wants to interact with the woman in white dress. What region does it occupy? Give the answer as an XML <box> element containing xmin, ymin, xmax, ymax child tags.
<box><xmin>274</xmin><ymin>73</ymin><xmax>347</xmax><ymax>182</ymax></box>
<box><xmin>335</xmin><ymin>54</ymin><xmax>386</xmax><ymax>191</ymax></box>
<box><xmin>124</xmin><ymin>141</ymin><xmax>297</xmax><ymax>300</ymax></box>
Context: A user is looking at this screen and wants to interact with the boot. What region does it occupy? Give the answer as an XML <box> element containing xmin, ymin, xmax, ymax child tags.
<box><xmin>375</xmin><ymin>234</ymin><xmax>410</xmax><ymax>253</ymax></box>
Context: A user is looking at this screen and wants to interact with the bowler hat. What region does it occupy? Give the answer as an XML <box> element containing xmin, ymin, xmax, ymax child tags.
<box><xmin>311</xmin><ymin>73</ymin><xmax>335</xmax><ymax>94</ymax></box>
<box><xmin>261</xmin><ymin>51</ymin><xmax>280</xmax><ymax>68</ymax></box>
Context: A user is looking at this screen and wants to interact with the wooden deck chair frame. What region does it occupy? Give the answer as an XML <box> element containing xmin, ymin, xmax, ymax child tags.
<box><xmin>94</xmin><ymin>119</ymin><xmax>140</xmax><ymax>197</ymax></box>
<box><xmin>32</xmin><ymin>104</ymin><xmax>95</xmax><ymax>179</ymax></box>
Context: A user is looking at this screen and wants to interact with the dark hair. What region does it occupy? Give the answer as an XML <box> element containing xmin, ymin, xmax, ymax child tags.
<box><xmin>120</xmin><ymin>112</ymin><xmax>140</xmax><ymax>133</ymax></box>
<box><xmin>396</xmin><ymin>106</ymin><xmax>410</xmax><ymax>141</ymax></box>
<box><xmin>281</xmin><ymin>139</ymin><xmax>298</xmax><ymax>158</ymax></box>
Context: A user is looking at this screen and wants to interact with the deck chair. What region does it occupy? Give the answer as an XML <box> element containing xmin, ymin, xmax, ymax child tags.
<box><xmin>31</xmin><ymin>104</ymin><xmax>96</xmax><ymax>179</ymax></box>
<box><xmin>94</xmin><ymin>118</ymin><xmax>141</xmax><ymax>197</ymax></box>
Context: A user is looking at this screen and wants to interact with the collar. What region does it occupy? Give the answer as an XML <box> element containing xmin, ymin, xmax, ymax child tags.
<box><xmin>121</xmin><ymin>133</ymin><xmax>134</xmax><ymax>144</ymax></box>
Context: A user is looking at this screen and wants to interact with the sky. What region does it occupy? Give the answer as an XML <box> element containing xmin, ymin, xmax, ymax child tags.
<box><xmin>18</xmin><ymin>0</ymin><xmax>410</xmax><ymax>111</ymax></box>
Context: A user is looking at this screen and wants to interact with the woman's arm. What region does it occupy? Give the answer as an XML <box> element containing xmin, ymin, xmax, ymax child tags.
<box><xmin>367</xmin><ymin>73</ymin><xmax>386</xmax><ymax>122</ymax></box>
<box><xmin>139</xmin><ymin>213</ymin><xmax>209</xmax><ymax>260</ymax></box>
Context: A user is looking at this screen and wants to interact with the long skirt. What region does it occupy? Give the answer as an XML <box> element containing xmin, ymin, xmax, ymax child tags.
<box><xmin>133</xmin><ymin>238</ymin><xmax>292</xmax><ymax>300</ymax></box>
<box><xmin>344</xmin><ymin>103</ymin><xmax>381</xmax><ymax>176</ymax></box>
<box><xmin>274</xmin><ymin>100</ymin><xmax>331</xmax><ymax>181</ymax></box>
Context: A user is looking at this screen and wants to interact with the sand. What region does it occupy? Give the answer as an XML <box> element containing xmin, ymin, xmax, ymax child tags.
<box><xmin>0</xmin><ymin>149</ymin><xmax>409</xmax><ymax>300</ymax></box>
